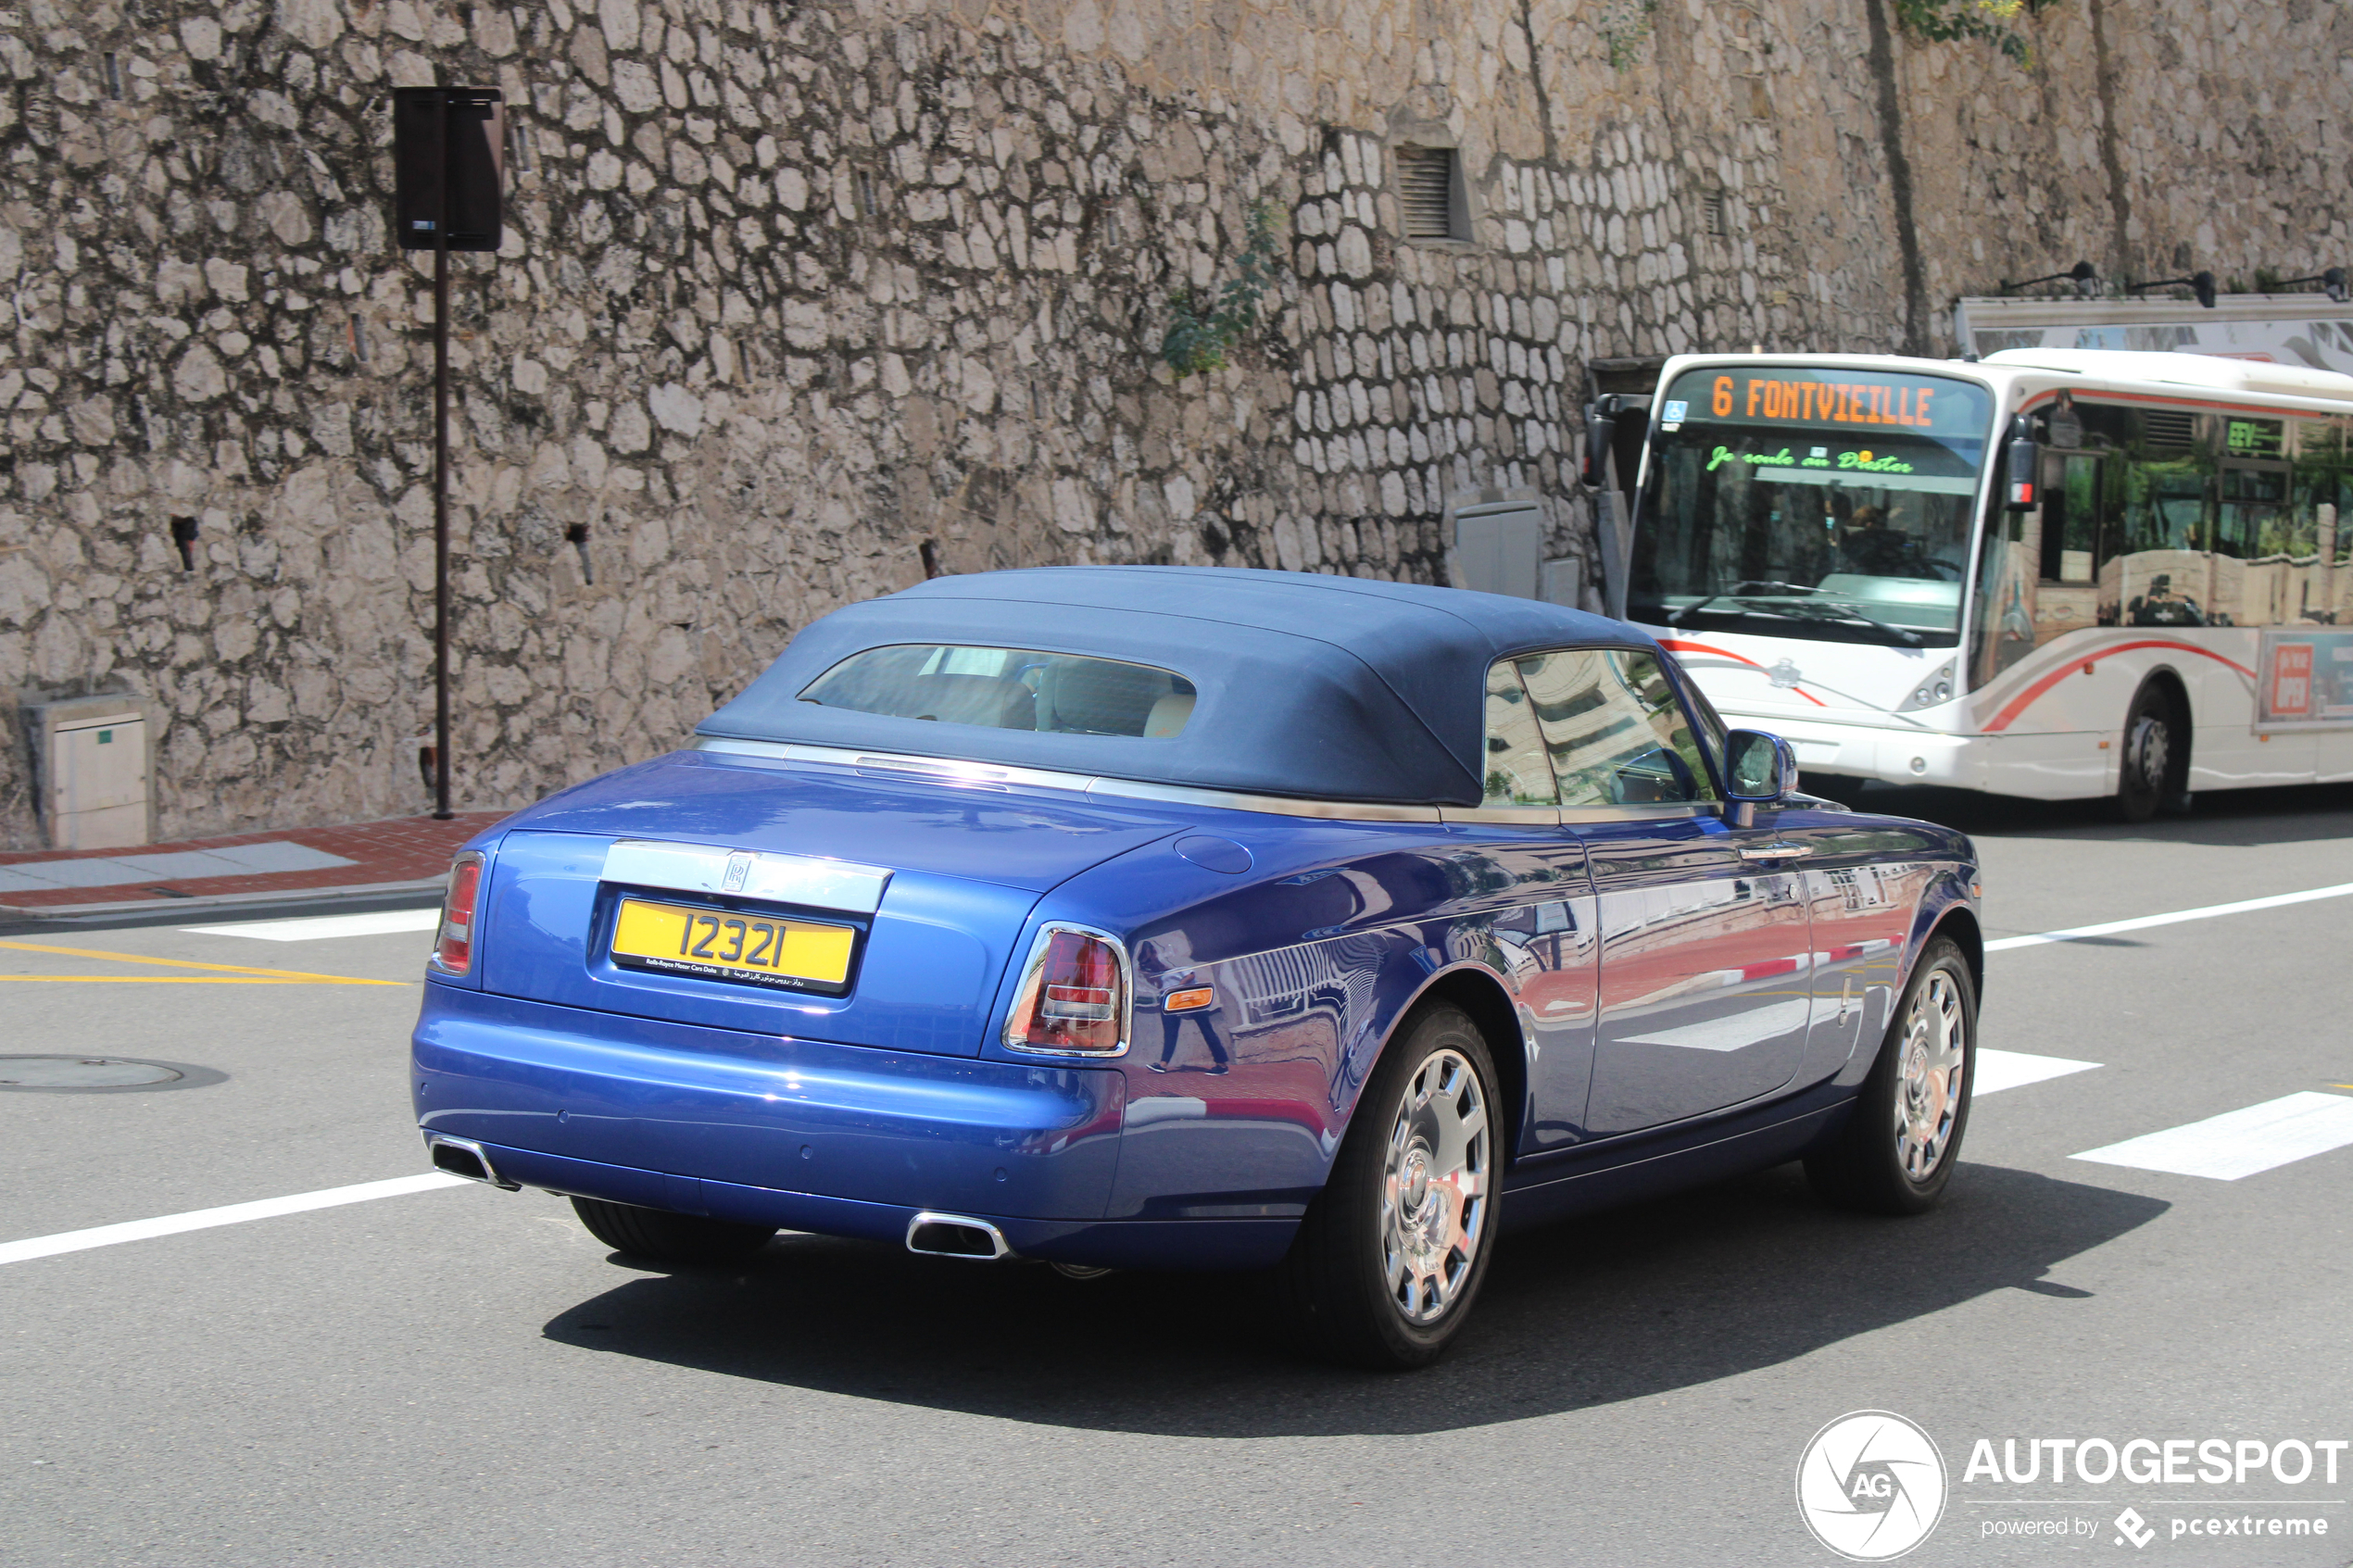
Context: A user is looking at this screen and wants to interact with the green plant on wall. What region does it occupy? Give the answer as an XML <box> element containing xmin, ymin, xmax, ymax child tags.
<box><xmin>1160</xmin><ymin>201</ymin><xmax>1285</xmax><ymax>380</ymax></box>
<box><xmin>1893</xmin><ymin>0</ymin><xmax>2060</xmax><ymax>64</ymax></box>
<box><xmin>1597</xmin><ymin>0</ymin><xmax>1657</xmax><ymax>72</ymax></box>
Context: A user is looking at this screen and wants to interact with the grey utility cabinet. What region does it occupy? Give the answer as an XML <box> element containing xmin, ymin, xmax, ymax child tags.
<box><xmin>27</xmin><ymin>695</ymin><xmax>151</xmax><ymax>849</ymax></box>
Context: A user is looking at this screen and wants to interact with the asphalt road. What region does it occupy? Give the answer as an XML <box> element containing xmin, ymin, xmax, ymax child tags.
<box><xmin>5</xmin><ymin>783</ymin><xmax>2351</xmax><ymax>1567</ymax></box>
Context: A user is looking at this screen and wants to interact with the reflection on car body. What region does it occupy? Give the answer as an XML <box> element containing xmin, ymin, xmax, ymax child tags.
<box><xmin>412</xmin><ymin>567</ymin><xmax>1985</xmax><ymax>1368</ymax></box>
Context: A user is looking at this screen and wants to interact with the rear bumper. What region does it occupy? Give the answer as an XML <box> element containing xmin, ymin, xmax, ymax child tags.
<box><xmin>455</xmin><ymin>1136</ymin><xmax>1296</xmax><ymax>1270</ymax></box>
<box><xmin>411</xmin><ymin>984</ymin><xmax>1296</xmax><ymax>1269</ymax></box>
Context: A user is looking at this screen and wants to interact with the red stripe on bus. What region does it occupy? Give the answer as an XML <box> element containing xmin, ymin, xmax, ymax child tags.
<box><xmin>1656</xmin><ymin>640</ymin><xmax>1829</xmax><ymax>706</ymax></box>
<box><xmin>1982</xmin><ymin>640</ymin><xmax>2258</xmax><ymax>734</ymax></box>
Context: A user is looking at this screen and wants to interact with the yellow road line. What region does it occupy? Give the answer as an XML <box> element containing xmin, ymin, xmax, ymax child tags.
<box><xmin>0</xmin><ymin>938</ymin><xmax>408</xmax><ymax>987</ymax></box>
<box><xmin>0</xmin><ymin>975</ymin><xmax>380</xmax><ymax>984</ymax></box>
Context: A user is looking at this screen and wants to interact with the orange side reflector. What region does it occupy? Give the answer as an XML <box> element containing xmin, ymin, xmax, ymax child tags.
<box><xmin>1164</xmin><ymin>986</ymin><xmax>1214</xmax><ymax>1012</ymax></box>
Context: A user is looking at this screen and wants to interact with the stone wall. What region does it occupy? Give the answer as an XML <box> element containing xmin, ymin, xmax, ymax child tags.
<box><xmin>0</xmin><ymin>0</ymin><xmax>2345</xmax><ymax>845</ymax></box>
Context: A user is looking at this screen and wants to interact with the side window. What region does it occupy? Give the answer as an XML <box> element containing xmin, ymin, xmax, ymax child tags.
<box><xmin>1516</xmin><ymin>648</ymin><xmax>1719</xmax><ymax>807</ymax></box>
<box><xmin>1481</xmin><ymin>659</ymin><xmax>1557</xmax><ymax>806</ymax></box>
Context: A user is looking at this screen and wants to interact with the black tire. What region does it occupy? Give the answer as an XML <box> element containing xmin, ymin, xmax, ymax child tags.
<box><xmin>571</xmin><ymin>1196</ymin><xmax>776</xmax><ymax>1265</ymax></box>
<box><xmin>1276</xmin><ymin>1002</ymin><xmax>1503</xmax><ymax>1371</ymax></box>
<box><xmin>2113</xmin><ymin>682</ymin><xmax>2183</xmax><ymax>822</ymax></box>
<box><xmin>1806</xmin><ymin>935</ymin><xmax>1976</xmax><ymax>1215</ymax></box>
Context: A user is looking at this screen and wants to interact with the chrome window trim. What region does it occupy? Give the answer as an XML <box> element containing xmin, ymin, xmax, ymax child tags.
<box><xmin>1439</xmin><ymin>805</ymin><xmax>1563</xmax><ymax>825</ymax></box>
<box><xmin>1000</xmin><ymin>921</ymin><xmax>1134</xmax><ymax>1059</ymax></box>
<box><xmin>1087</xmin><ymin>776</ymin><xmax>1444</xmax><ymax>822</ymax></box>
<box><xmin>693</xmin><ymin>736</ymin><xmax>1723</xmax><ymax>828</ymax></box>
<box><xmin>690</xmin><ymin>736</ymin><xmax>1449</xmax><ymax>823</ymax></box>
<box><xmin>1557</xmin><ymin>802</ymin><xmax>1719</xmax><ymax>824</ymax></box>
<box><xmin>601</xmin><ymin>837</ymin><xmax>892</xmax><ymax>915</ymax></box>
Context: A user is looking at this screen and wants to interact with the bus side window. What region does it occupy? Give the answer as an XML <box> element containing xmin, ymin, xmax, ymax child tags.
<box><xmin>2089</xmin><ymin>403</ymin><xmax>2217</xmax><ymax>628</ymax></box>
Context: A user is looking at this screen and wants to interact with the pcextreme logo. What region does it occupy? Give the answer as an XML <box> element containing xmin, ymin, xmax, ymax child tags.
<box><xmin>1798</xmin><ymin>1411</ymin><xmax>1949</xmax><ymax>1561</ymax></box>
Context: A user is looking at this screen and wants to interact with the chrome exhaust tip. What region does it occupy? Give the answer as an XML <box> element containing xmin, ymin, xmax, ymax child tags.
<box><xmin>425</xmin><ymin>1133</ymin><xmax>520</xmax><ymax>1191</ymax></box>
<box><xmin>905</xmin><ymin>1210</ymin><xmax>1012</xmax><ymax>1261</ymax></box>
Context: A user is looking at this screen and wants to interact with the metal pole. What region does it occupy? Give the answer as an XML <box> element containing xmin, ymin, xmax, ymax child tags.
<box><xmin>431</xmin><ymin>94</ymin><xmax>453</xmax><ymax>821</ymax></box>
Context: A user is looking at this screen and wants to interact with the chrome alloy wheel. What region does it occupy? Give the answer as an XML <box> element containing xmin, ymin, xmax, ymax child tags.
<box><xmin>1892</xmin><ymin>969</ymin><xmax>1967</xmax><ymax>1180</ymax></box>
<box><xmin>1379</xmin><ymin>1047</ymin><xmax>1491</xmax><ymax>1324</ymax></box>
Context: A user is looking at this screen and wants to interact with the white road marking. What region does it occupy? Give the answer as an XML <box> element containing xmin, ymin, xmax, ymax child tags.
<box><xmin>183</xmin><ymin>909</ymin><xmax>442</xmax><ymax>942</ymax></box>
<box><xmin>2070</xmin><ymin>1092</ymin><xmax>2353</xmax><ymax>1181</ymax></box>
<box><xmin>0</xmin><ymin>1173</ymin><xmax>471</xmax><ymax>1267</ymax></box>
<box><xmin>1985</xmin><ymin>881</ymin><xmax>2353</xmax><ymax>953</ymax></box>
<box><xmin>1972</xmin><ymin>1048</ymin><xmax>2102</xmax><ymax>1097</ymax></box>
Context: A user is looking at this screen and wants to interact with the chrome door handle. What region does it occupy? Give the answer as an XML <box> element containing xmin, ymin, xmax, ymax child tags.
<box><xmin>1739</xmin><ymin>843</ymin><xmax>1814</xmax><ymax>860</ymax></box>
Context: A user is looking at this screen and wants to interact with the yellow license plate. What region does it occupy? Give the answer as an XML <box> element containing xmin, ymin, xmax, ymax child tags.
<box><xmin>610</xmin><ymin>898</ymin><xmax>858</xmax><ymax>994</ymax></box>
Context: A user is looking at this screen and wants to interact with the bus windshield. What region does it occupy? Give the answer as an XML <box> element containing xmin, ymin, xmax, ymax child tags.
<box><xmin>1632</xmin><ymin>366</ymin><xmax>1995</xmax><ymax>647</ymax></box>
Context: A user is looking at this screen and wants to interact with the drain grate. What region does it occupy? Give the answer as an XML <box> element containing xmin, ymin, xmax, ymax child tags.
<box><xmin>0</xmin><ymin>1056</ymin><xmax>223</xmax><ymax>1092</ymax></box>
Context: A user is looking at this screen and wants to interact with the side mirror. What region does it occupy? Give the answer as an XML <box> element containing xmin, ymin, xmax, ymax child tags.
<box><xmin>1581</xmin><ymin>399</ymin><xmax>1618</xmax><ymax>488</ymax></box>
<box><xmin>1580</xmin><ymin>393</ymin><xmax>1652</xmax><ymax>489</ymax></box>
<box><xmin>1723</xmin><ymin>729</ymin><xmax>1797</xmax><ymax>827</ymax></box>
<box><xmin>2004</xmin><ymin>412</ymin><xmax>2041</xmax><ymax>513</ymax></box>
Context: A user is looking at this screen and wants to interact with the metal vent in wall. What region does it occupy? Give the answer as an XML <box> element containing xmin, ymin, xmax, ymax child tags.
<box><xmin>1395</xmin><ymin>146</ymin><xmax>1459</xmax><ymax>241</ymax></box>
<box><xmin>2141</xmin><ymin>408</ymin><xmax>2197</xmax><ymax>452</ymax></box>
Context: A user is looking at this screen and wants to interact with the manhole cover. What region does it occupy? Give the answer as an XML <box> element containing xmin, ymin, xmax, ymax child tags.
<box><xmin>0</xmin><ymin>1056</ymin><xmax>224</xmax><ymax>1092</ymax></box>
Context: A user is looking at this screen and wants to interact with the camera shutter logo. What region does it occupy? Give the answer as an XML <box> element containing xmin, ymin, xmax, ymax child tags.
<box><xmin>1796</xmin><ymin>1411</ymin><xmax>1947</xmax><ymax>1561</ymax></box>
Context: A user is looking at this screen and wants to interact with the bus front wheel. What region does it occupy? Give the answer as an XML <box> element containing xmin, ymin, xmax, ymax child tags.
<box><xmin>2115</xmin><ymin>684</ymin><xmax>2185</xmax><ymax>822</ymax></box>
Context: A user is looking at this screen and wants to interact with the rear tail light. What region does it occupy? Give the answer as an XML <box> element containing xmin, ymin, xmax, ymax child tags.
<box><xmin>433</xmin><ymin>851</ymin><xmax>485</xmax><ymax>976</ymax></box>
<box><xmin>1004</xmin><ymin>924</ymin><xmax>1131</xmax><ymax>1055</ymax></box>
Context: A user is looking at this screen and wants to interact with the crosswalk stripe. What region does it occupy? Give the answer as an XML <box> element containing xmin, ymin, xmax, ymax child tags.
<box><xmin>1972</xmin><ymin>1048</ymin><xmax>2101</xmax><ymax>1097</ymax></box>
<box><xmin>0</xmin><ymin>1173</ymin><xmax>472</xmax><ymax>1267</ymax></box>
<box><xmin>183</xmin><ymin>909</ymin><xmax>443</xmax><ymax>942</ymax></box>
<box><xmin>1985</xmin><ymin>881</ymin><xmax>2353</xmax><ymax>953</ymax></box>
<box><xmin>2070</xmin><ymin>1092</ymin><xmax>2353</xmax><ymax>1181</ymax></box>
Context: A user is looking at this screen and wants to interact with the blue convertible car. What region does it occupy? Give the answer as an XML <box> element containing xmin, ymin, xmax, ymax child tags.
<box><xmin>413</xmin><ymin>568</ymin><xmax>1982</xmax><ymax>1368</ymax></box>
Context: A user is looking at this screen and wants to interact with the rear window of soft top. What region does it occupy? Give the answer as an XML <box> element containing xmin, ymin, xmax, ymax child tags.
<box><xmin>798</xmin><ymin>645</ymin><xmax>1196</xmax><ymax>737</ymax></box>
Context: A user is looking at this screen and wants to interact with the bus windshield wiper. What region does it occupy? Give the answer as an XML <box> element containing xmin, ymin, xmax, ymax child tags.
<box><xmin>1780</xmin><ymin>598</ymin><xmax>1925</xmax><ymax>646</ymax></box>
<box><xmin>1666</xmin><ymin>581</ymin><xmax>1822</xmax><ymax>624</ymax></box>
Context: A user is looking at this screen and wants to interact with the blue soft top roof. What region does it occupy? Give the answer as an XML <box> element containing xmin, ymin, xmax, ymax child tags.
<box><xmin>698</xmin><ymin>567</ymin><xmax>1652</xmax><ymax>806</ymax></box>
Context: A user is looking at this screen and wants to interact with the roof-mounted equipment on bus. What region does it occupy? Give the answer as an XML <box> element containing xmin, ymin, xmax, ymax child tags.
<box><xmin>2125</xmin><ymin>270</ymin><xmax>2218</xmax><ymax>309</ymax></box>
<box><xmin>1999</xmin><ymin>260</ymin><xmax>2101</xmax><ymax>298</ymax></box>
<box><xmin>2005</xmin><ymin>413</ymin><xmax>2040</xmax><ymax>512</ymax></box>
<box><xmin>1981</xmin><ymin>348</ymin><xmax>2353</xmax><ymax>403</ymax></box>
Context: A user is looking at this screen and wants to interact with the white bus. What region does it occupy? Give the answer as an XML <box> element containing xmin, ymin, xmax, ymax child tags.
<box><xmin>1596</xmin><ymin>348</ymin><xmax>2353</xmax><ymax>819</ymax></box>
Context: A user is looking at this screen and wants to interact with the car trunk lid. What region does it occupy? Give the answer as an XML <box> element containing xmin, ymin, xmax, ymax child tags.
<box><xmin>475</xmin><ymin>749</ymin><xmax>1185</xmax><ymax>1055</ymax></box>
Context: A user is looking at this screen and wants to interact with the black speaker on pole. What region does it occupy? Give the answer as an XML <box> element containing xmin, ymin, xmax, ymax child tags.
<box><xmin>392</xmin><ymin>87</ymin><xmax>504</xmax><ymax>252</ymax></box>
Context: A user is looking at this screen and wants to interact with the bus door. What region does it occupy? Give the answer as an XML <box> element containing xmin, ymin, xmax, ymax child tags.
<box><xmin>2038</xmin><ymin>450</ymin><xmax>2106</xmax><ymax>641</ymax></box>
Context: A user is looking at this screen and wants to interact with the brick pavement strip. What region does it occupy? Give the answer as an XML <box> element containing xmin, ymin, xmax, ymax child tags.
<box><xmin>0</xmin><ymin>812</ymin><xmax>508</xmax><ymax>913</ymax></box>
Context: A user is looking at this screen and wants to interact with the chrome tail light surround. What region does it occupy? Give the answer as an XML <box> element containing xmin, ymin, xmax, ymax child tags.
<box><xmin>1001</xmin><ymin>922</ymin><xmax>1133</xmax><ymax>1058</ymax></box>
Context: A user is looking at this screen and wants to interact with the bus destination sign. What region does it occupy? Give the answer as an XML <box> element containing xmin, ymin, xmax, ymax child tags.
<box><xmin>1659</xmin><ymin>367</ymin><xmax>1990</xmax><ymax>439</ymax></box>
